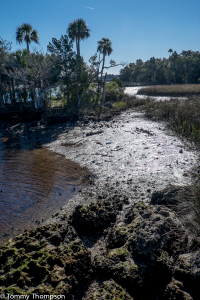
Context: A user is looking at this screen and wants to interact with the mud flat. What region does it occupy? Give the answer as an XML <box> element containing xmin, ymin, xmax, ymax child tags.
<box><xmin>1</xmin><ymin>109</ymin><xmax>200</xmax><ymax>299</ymax></box>
<box><xmin>46</xmin><ymin>110</ymin><xmax>198</xmax><ymax>203</ymax></box>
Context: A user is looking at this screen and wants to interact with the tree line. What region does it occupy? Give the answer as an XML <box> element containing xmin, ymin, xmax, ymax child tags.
<box><xmin>120</xmin><ymin>49</ymin><xmax>200</xmax><ymax>85</ymax></box>
<box><xmin>0</xmin><ymin>19</ymin><xmax>123</xmax><ymax>110</ymax></box>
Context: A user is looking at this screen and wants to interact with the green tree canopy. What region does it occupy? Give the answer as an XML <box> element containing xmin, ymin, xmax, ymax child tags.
<box><xmin>120</xmin><ymin>50</ymin><xmax>200</xmax><ymax>84</ymax></box>
<box><xmin>97</xmin><ymin>38</ymin><xmax>113</xmax><ymax>57</ymax></box>
<box><xmin>97</xmin><ymin>38</ymin><xmax>113</xmax><ymax>81</ymax></box>
<box><xmin>16</xmin><ymin>23</ymin><xmax>39</xmax><ymax>61</ymax></box>
<box><xmin>67</xmin><ymin>18</ymin><xmax>90</xmax><ymax>57</ymax></box>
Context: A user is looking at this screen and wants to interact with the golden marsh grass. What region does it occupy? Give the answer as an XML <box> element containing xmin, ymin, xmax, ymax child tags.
<box><xmin>138</xmin><ymin>84</ymin><xmax>200</xmax><ymax>97</ymax></box>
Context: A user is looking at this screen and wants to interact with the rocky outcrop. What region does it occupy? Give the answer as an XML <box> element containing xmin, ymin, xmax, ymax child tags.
<box><xmin>0</xmin><ymin>223</ymin><xmax>92</xmax><ymax>298</ymax></box>
<box><xmin>1</xmin><ymin>185</ymin><xmax>200</xmax><ymax>299</ymax></box>
<box><xmin>70</xmin><ymin>195</ymin><xmax>124</xmax><ymax>235</ymax></box>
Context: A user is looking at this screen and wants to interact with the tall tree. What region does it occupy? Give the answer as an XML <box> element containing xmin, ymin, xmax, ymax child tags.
<box><xmin>16</xmin><ymin>23</ymin><xmax>39</xmax><ymax>61</ymax></box>
<box><xmin>97</xmin><ymin>38</ymin><xmax>113</xmax><ymax>104</ymax></box>
<box><xmin>47</xmin><ymin>34</ymin><xmax>76</xmax><ymax>104</ymax></box>
<box><xmin>48</xmin><ymin>34</ymin><xmax>90</xmax><ymax>107</ymax></box>
<box><xmin>168</xmin><ymin>48</ymin><xmax>173</xmax><ymax>56</ymax></box>
<box><xmin>67</xmin><ymin>19</ymin><xmax>90</xmax><ymax>56</ymax></box>
<box><xmin>97</xmin><ymin>38</ymin><xmax>113</xmax><ymax>82</ymax></box>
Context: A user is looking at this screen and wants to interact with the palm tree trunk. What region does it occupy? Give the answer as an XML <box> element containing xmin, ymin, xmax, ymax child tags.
<box><xmin>96</xmin><ymin>54</ymin><xmax>101</xmax><ymax>103</ymax></box>
<box><xmin>75</xmin><ymin>38</ymin><xmax>81</xmax><ymax>56</ymax></box>
<box><xmin>98</xmin><ymin>54</ymin><xmax>106</xmax><ymax>104</ymax></box>
<box><xmin>77</xmin><ymin>38</ymin><xmax>80</xmax><ymax>56</ymax></box>
<box><xmin>27</xmin><ymin>42</ymin><xmax>30</xmax><ymax>62</ymax></box>
<box><xmin>76</xmin><ymin>38</ymin><xmax>78</xmax><ymax>56</ymax></box>
<box><xmin>102</xmin><ymin>72</ymin><xmax>107</xmax><ymax>105</ymax></box>
<box><xmin>101</xmin><ymin>54</ymin><xmax>105</xmax><ymax>82</ymax></box>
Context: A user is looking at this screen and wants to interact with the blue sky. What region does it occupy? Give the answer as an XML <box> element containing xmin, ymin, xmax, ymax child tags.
<box><xmin>1</xmin><ymin>0</ymin><xmax>200</xmax><ymax>74</ymax></box>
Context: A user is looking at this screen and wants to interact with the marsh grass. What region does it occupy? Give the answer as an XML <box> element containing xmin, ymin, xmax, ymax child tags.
<box><xmin>138</xmin><ymin>84</ymin><xmax>200</xmax><ymax>97</ymax></box>
<box><xmin>147</xmin><ymin>98</ymin><xmax>200</xmax><ymax>143</ymax></box>
<box><xmin>128</xmin><ymin>95</ymin><xmax>200</xmax><ymax>145</ymax></box>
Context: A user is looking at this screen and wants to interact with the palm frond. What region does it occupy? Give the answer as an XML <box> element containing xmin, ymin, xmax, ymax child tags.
<box><xmin>97</xmin><ymin>38</ymin><xmax>113</xmax><ymax>56</ymax></box>
<box><xmin>67</xmin><ymin>18</ymin><xmax>90</xmax><ymax>55</ymax></box>
<box><xmin>30</xmin><ymin>30</ymin><xmax>39</xmax><ymax>44</ymax></box>
<box><xmin>16</xmin><ymin>23</ymin><xmax>39</xmax><ymax>50</ymax></box>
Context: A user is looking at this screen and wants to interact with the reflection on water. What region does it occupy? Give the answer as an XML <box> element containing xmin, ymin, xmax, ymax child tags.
<box><xmin>0</xmin><ymin>133</ymin><xmax>92</xmax><ymax>246</ymax></box>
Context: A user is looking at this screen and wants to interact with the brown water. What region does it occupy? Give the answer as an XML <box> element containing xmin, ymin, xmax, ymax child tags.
<box><xmin>0</xmin><ymin>133</ymin><xmax>92</xmax><ymax>246</ymax></box>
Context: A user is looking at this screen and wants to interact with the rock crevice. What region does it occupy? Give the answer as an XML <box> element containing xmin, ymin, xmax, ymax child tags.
<box><xmin>0</xmin><ymin>185</ymin><xmax>200</xmax><ymax>299</ymax></box>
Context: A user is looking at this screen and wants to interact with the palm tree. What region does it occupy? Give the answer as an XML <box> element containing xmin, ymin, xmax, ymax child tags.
<box><xmin>16</xmin><ymin>23</ymin><xmax>39</xmax><ymax>61</ymax></box>
<box><xmin>97</xmin><ymin>38</ymin><xmax>113</xmax><ymax>105</ymax></box>
<box><xmin>67</xmin><ymin>18</ymin><xmax>90</xmax><ymax>56</ymax></box>
<box><xmin>97</xmin><ymin>38</ymin><xmax>113</xmax><ymax>81</ymax></box>
<box><xmin>168</xmin><ymin>48</ymin><xmax>173</xmax><ymax>56</ymax></box>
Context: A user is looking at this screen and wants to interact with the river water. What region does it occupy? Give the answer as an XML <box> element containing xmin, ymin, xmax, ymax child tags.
<box><xmin>0</xmin><ymin>89</ymin><xmax>198</xmax><ymax>245</ymax></box>
<box><xmin>0</xmin><ymin>131</ymin><xmax>92</xmax><ymax>246</ymax></box>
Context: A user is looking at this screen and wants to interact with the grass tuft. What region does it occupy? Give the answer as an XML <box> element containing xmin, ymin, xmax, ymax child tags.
<box><xmin>138</xmin><ymin>84</ymin><xmax>200</xmax><ymax>97</ymax></box>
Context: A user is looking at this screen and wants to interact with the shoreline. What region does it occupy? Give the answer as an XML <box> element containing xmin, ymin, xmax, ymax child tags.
<box><xmin>1</xmin><ymin>179</ymin><xmax>200</xmax><ymax>299</ymax></box>
<box><xmin>1</xmin><ymin>105</ymin><xmax>200</xmax><ymax>298</ymax></box>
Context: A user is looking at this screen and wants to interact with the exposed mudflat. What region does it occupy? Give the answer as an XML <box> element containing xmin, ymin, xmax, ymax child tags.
<box><xmin>46</xmin><ymin>110</ymin><xmax>198</xmax><ymax>204</ymax></box>
<box><xmin>0</xmin><ymin>108</ymin><xmax>199</xmax><ymax>246</ymax></box>
<box><xmin>1</xmin><ymin>108</ymin><xmax>200</xmax><ymax>299</ymax></box>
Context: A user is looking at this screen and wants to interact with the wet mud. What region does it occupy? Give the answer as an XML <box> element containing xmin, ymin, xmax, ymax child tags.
<box><xmin>46</xmin><ymin>110</ymin><xmax>198</xmax><ymax>204</ymax></box>
<box><xmin>0</xmin><ymin>107</ymin><xmax>198</xmax><ymax>246</ymax></box>
<box><xmin>1</xmin><ymin>107</ymin><xmax>200</xmax><ymax>298</ymax></box>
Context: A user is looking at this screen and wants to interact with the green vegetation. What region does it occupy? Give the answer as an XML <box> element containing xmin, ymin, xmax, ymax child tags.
<box><xmin>145</xmin><ymin>99</ymin><xmax>200</xmax><ymax>143</ymax></box>
<box><xmin>112</xmin><ymin>101</ymin><xmax>127</xmax><ymax>111</ymax></box>
<box><xmin>16</xmin><ymin>23</ymin><xmax>39</xmax><ymax>61</ymax></box>
<box><xmin>67</xmin><ymin>18</ymin><xmax>90</xmax><ymax>57</ymax></box>
<box><xmin>95</xmin><ymin>280</ymin><xmax>133</xmax><ymax>300</ymax></box>
<box><xmin>0</xmin><ymin>20</ymin><xmax>124</xmax><ymax>118</ymax></box>
<box><xmin>109</xmin><ymin>248</ymin><xmax>129</xmax><ymax>258</ymax></box>
<box><xmin>0</xmin><ymin>222</ymin><xmax>92</xmax><ymax>296</ymax></box>
<box><xmin>120</xmin><ymin>50</ymin><xmax>200</xmax><ymax>85</ymax></box>
<box><xmin>105</xmin><ymin>81</ymin><xmax>124</xmax><ymax>102</ymax></box>
<box><xmin>129</xmin><ymin>95</ymin><xmax>200</xmax><ymax>144</ymax></box>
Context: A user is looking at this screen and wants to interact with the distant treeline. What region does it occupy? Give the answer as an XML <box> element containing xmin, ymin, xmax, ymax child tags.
<box><xmin>119</xmin><ymin>50</ymin><xmax>200</xmax><ymax>84</ymax></box>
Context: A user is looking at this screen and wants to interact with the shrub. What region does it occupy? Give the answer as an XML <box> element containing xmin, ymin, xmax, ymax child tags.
<box><xmin>105</xmin><ymin>82</ymin><xmax>125</xmax><ymax>102</ymax></box>
<box><xmin>112</xmin><ymin>77</ymin><xmax>125</xmax><ymax>88</ymax></box>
